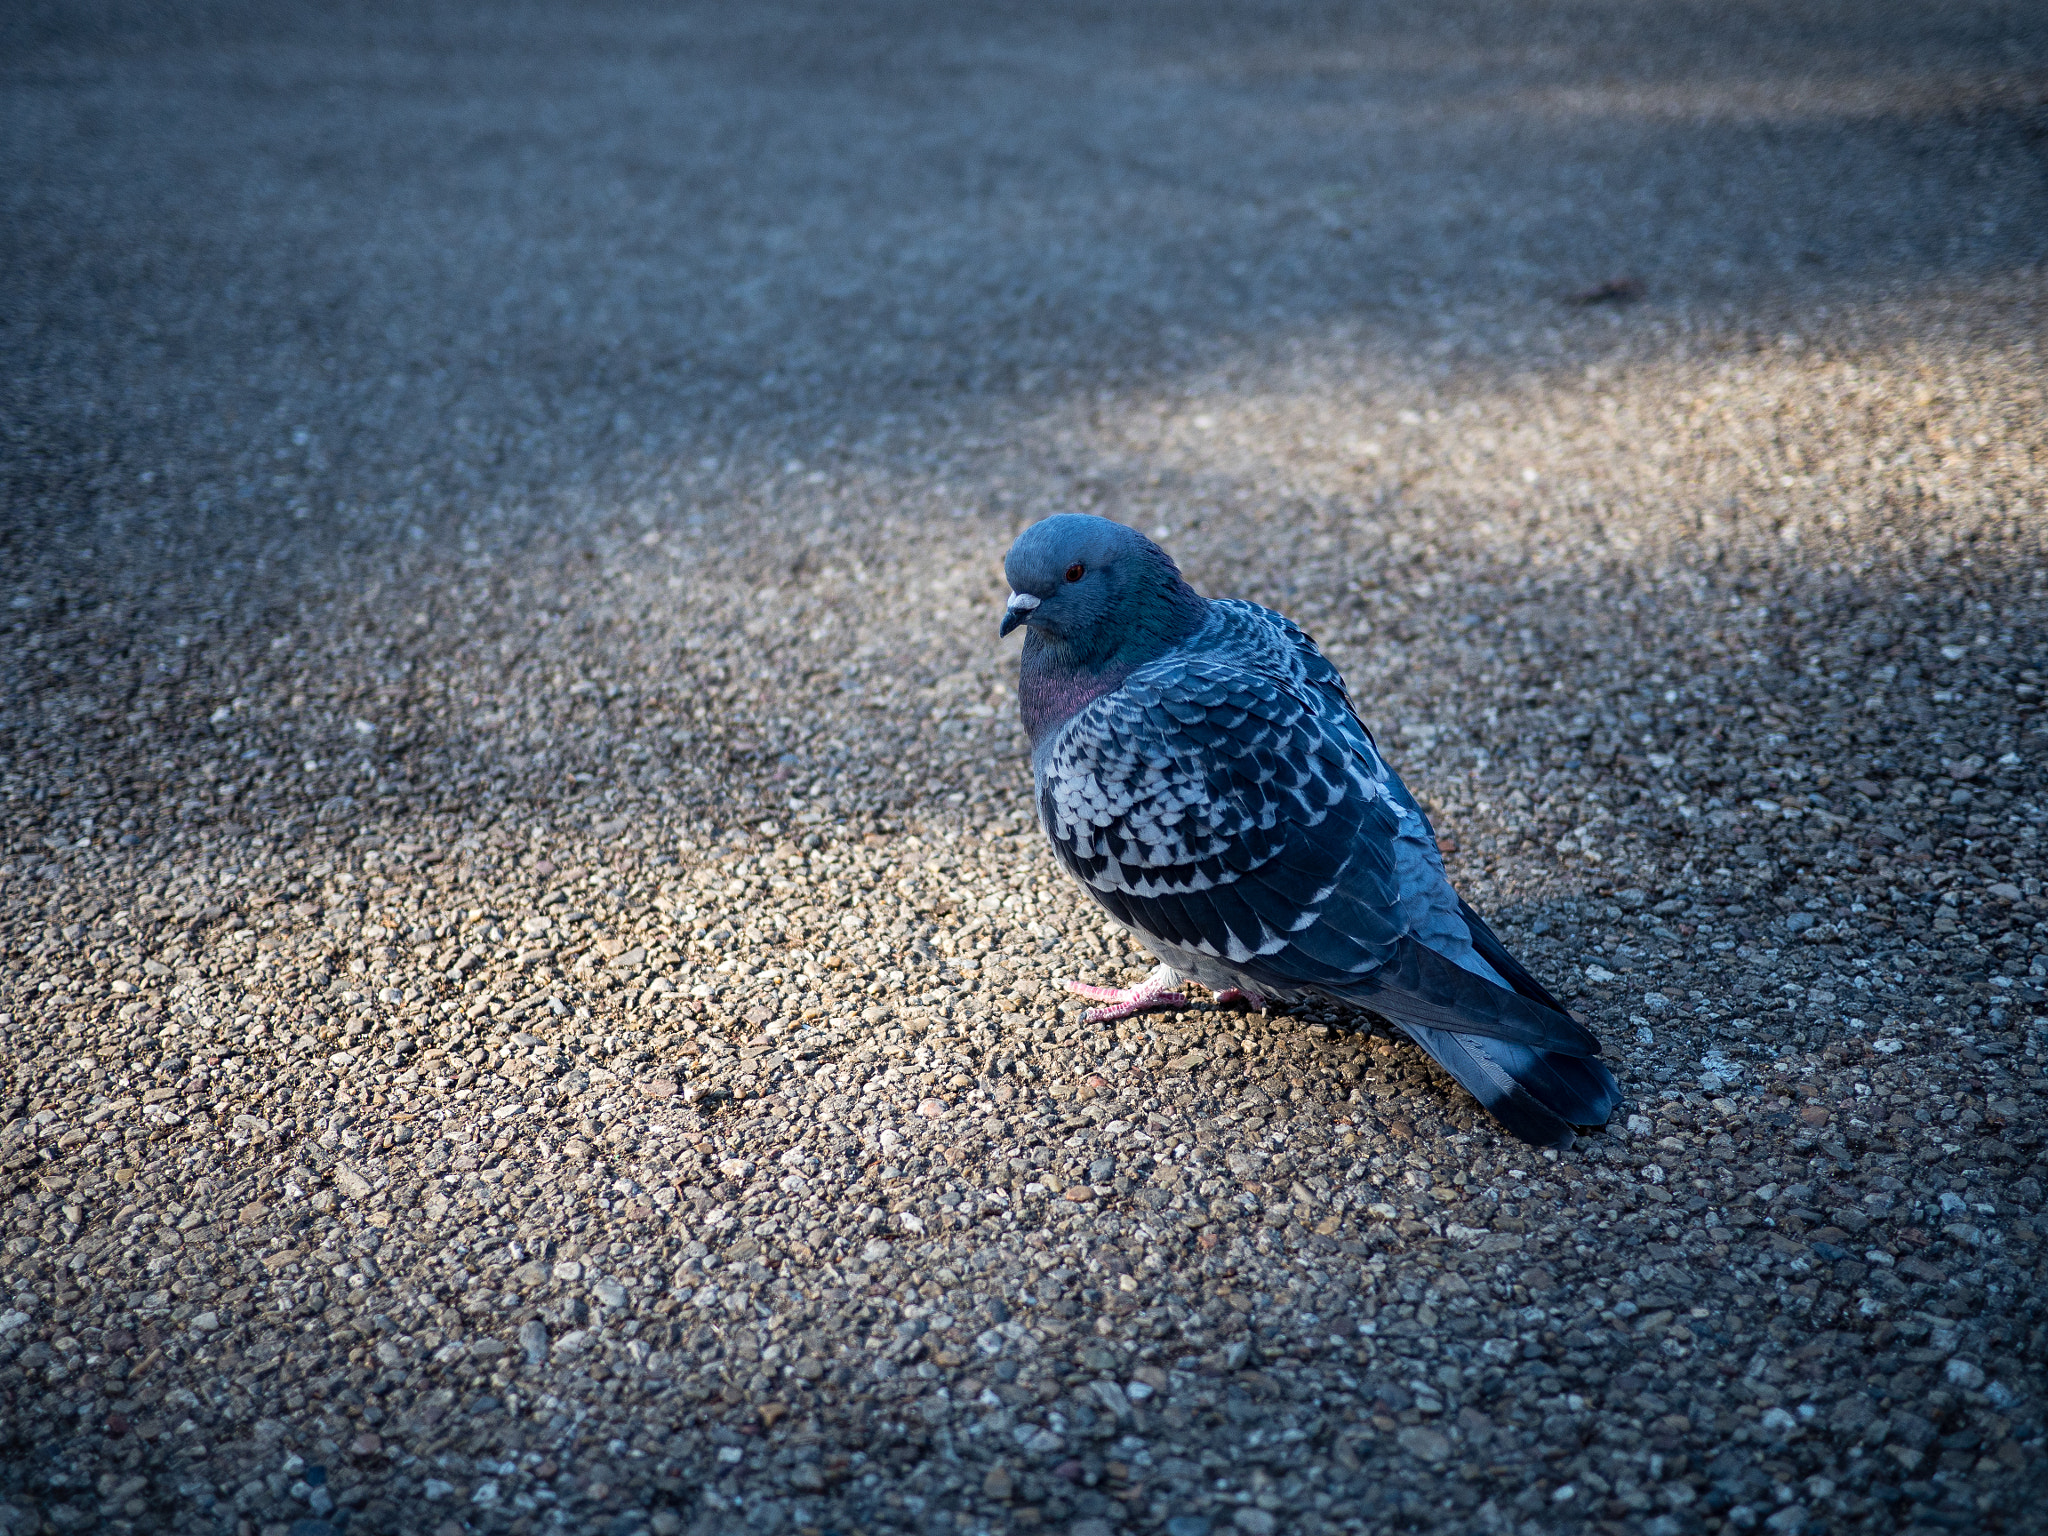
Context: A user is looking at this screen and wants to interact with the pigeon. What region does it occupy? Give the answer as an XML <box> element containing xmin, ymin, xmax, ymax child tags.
<box><xmin>999</xmin><ymin>513</ymin><xmax>1620</xmax><ymax>1148</ymax></box>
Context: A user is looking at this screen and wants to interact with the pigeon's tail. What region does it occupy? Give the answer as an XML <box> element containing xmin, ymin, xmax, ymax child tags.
<box><xmin>1395</xmin><ymin>1025</ymin><xmax>1622</xmax><ymax>1150</ymax></box>
<box><xmin>1322</xmin><ymin>936</ymin><xmax>1621</xmax><ymax>1148</ymax></box>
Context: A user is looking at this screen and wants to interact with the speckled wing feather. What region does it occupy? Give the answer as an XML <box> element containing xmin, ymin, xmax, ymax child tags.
<box><xmin>1034</xmin><ymin>601</ymin><xmax>1599</xmax><ymax>1060</ymax></box>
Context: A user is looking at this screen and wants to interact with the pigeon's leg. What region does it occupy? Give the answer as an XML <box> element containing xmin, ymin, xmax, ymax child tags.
<box><xmin>1210</xmin><ymin>987</ymin><xmax>1268</xmax><ymax>1012</ymax></box>
<box><xmin>1065</xmin><ymin>963</ymin><xmax>1188</xmax><ymax>1023</ymax></box>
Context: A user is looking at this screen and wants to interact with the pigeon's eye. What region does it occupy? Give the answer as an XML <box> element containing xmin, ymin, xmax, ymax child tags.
<box><xmin>1064</xmin><ymin>562</ymin><xmax>1086</xmax><ymax>583</ymax></box>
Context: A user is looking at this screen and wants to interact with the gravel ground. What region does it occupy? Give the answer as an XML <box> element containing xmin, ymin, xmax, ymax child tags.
<box><xmin>4</xmin><ymin>3</ymin><xmax>2047</xmax><ymax>1535</ymax></box>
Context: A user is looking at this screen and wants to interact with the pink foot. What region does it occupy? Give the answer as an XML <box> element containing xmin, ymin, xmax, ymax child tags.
<box><xmin>1065</xmin><ymin>964</ymin><xmax>1187</xmax><ymax>1023</ymax></box>
<box><xmin>1211</xmin><ymin>987</ymin><xmax>1268</xmax><ymax>1011</ymax></box>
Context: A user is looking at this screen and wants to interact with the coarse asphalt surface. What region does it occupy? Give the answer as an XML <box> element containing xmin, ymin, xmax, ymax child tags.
<box><xmin>3</xmin><ymin>3</ymin><xmax>2046</xmax><ymax>1535</ymax></box>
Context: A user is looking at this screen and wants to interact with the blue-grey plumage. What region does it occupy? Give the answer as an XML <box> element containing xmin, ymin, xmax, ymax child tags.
<box><xmin>1000</xmin><ymin>513</ymin><xmax>1621</xmax><ymax>1149</ymax></box>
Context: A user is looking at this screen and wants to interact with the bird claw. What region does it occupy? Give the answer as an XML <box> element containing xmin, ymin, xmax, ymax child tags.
<box><xmin>1064</xmin><ymin>969</ymin><xmax>1270</xmax><ymax>1023</ymax></box>
<box><xmin>1064</xmin><ymin>966</ymin><xmax>1187</xmax><ymax>1023</ymax></box>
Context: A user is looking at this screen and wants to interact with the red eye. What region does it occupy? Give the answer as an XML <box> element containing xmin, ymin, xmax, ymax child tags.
<box><xmin>1064</xmin><ymin>562</ymin><xmax>1086</xmax><ymax>583</ymax></box>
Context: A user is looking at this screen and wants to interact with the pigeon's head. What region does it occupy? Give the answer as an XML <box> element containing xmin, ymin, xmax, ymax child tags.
<box><xmin>999</xmin><ymin>514</ymin><xmax>1205</xmax><ymax>666</ymax></box>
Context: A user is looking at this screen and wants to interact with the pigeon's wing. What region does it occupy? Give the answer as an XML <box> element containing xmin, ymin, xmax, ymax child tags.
<box><xmin>1244</xmin><ymin>610</ymin><xmax>1615</xmax><ymax>1142</ymax></box>
<box><xmin>1036</xmin><ymin>604</ymin><xmax>1597</xmax><ymax>1059</ymax></box>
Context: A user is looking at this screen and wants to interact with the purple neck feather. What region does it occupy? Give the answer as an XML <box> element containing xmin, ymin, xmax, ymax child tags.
<box><xmin>1018</xmin><ymin>650</ymin><xmax>1133</xmax><ymax>747</ymax></box>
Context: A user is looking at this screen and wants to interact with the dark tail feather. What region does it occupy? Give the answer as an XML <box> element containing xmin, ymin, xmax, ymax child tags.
<box><xmin>1398</xmin><ymin>1025</ymin><xmax>1623</xmax><ymax>1149</ymax></box>
<box><xmin>1539</xmin><ymin>1050</ymin><xmax>1625</xmax><ymax>1119</ymax></box>
<box><xmin>1329</xmin><ymin>936</ymin><xmax>1620</xmax><ymax>1147</ymax></box>
<box><xmin>1327</xmin><ymin>938</ymin><xmax>1600</xmax><ymax>1056</ymax></box>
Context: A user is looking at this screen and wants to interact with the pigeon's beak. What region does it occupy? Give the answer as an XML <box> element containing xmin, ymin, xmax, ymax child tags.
<box><xmin>999</xmin><ymin>591</ymin><xmax>1040</xmax><ymax>638</ymax></box>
